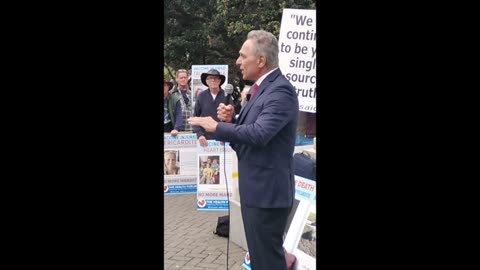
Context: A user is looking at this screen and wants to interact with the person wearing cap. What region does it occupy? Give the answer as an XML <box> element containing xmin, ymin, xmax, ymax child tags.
<box><xmin>163</xmin><ymin>80</ymin><xmax>175</xmax><ymax>132</ymax></box>
<box><xmin>168</xmin><ymin>69</ymin><xmax>193</xmax><ymax>136</ymax></box>
<box><xmin>193</xmin><ymin>69</ymin><xmax>233</xmax><ymax>146</ymax></box>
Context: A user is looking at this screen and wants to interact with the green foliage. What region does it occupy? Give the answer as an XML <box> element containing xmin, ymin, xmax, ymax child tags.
<box><xmin>164</xmin><ymin>0</ymin><xmax>316</xmax><ymax>88</ymax></box>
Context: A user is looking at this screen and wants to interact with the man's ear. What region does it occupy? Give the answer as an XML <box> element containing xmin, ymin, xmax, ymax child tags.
<box><xmin>258</xmin><ymin>55</ymin><xmax>266</xmax><ymax>68</ymax></box>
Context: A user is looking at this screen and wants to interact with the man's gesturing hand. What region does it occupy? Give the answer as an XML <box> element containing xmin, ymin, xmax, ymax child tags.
<box><xmin>187</xmin><ymin>116</ymin><xmax>218</xmax><ymax>133</ymax></box>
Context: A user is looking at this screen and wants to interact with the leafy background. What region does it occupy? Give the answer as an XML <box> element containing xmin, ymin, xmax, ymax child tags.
<box><xmin>164</xmin><ymin>0</ymin><xmax>316</xmax><ymax>90</ymax></box>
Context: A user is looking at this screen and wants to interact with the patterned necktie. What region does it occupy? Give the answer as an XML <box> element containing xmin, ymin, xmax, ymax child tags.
<box><xmin>251</xmin><ymin>84</ymin><xmax>259</xmax><ymax>98</ymax></box>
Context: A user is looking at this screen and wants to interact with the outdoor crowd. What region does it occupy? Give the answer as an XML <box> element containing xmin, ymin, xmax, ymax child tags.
<box><xmin>163</xmin><ymin>68</ymin><xmax>234</xmax><ymax>144</ymax></box>
<box><xmin>163</xmin><ymin>69</ymin><xmax>315</xmax><ymax>148</ymax></box>
<box><xmin>163</xmin><ymin>30</ymin><xmax>315</xmax><ymax>270</ymax></box>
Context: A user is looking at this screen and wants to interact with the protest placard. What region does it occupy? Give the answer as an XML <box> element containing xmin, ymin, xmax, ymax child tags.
<box><xmin>283</xmin><ymin>176</ymin><xmax>316</xmax><ymax>269</ymax></box>
<box><xmin>196</xmin><ymin>140</ymin><xmax>234</xmax><ymax>211</ymax></box>
<box><xmin>163</xmin><ymin>133</ymin><xmax>198</xmax><ymax>194</ymax></box>
<box><xmin>278</xmin><ymin>9</ymin><xmax>316</xmax><ymax>113</ymax></box>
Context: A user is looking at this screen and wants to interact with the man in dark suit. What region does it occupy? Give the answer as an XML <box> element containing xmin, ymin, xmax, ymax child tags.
<box><xmin>188</xmin><ymin>30</ymin><xmax>298</xmax><ymax>270</ymax></box>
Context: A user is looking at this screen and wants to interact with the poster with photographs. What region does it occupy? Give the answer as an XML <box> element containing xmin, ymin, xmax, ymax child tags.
<box><xmin>283</xmin><ymin>176</ymin><xmax>316</xmax><ymax>252</ymax></box>
<box><xmin>283</xmin><ymin>176</ymin><xmax>316</xmax><ymax>269</ymax></box>
<box><xmin>191</xmin><ymin>65</ymin><xmax>228</xmax><ymax>107</ymax></box>
<box><xmin>164</xmin><ymin>133</ymin><xmax>199</xmax><ymax>195</ymax></box>
<box><xmin>196</xmin><ymin>140</ymin><xmax>234</xmax><ymax>211</ymax></box>
<box><xmin>198</xmin><ymin>155</ymin><xmax>221</xmax><ymax>185</ymax></box>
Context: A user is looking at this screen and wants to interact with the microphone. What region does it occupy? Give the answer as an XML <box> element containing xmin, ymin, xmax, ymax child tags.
<box><xmin>224</xmin><ymin>84</ymin><xmax>234</xmax><ymax>105</ymax></box>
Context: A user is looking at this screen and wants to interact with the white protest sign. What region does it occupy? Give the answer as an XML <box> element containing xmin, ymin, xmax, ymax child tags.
<box><xmin>163</xmin><ymin>133</ymin><xmax>198</xmax><ymax>194</ymax></box>
<box><xmin>196</xmin><ymin>140</ymin><xmax>234</xmax><ymax>211</ymax></box>
<box><xmin>278</xmin><ymin>9</ymin><xmax>317</xmax><ymax>113</ymax></box>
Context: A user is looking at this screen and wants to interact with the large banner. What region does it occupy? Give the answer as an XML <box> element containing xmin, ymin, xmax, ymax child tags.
<box><xmin>278</xmin><ymin>9</ymin><xmax>317</xmax><ymax>113</ymax></box>
<box><xmin>243</xmin><ymin>176</ymin><xmax>316</xmax><ymax>270</ymax></box>
<box><xmin>191</xmin><ymin>65</ymin><xmax>229</xmax><ymax>108</ymax></box>
<box><xmin>163</xmin><ymin>133</ymin><xmax>198</xmax><ymax>194</ymax></box>
<box><xmin>196</xmin><ymin>140</ymin><xmax>234</xmax><ymax>211</ymax></box>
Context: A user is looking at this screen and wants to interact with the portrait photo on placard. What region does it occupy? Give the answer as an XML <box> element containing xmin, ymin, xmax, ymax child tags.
<box><xmin>164</xmin><ymin>150</ymin><xmax>180</xmax><ymax>175</ymax></box>
<box><xmin>198</xmin><ymin>155</ymin><xmax>220</xmax><ymax>185</ymax></box>
<box><xmin>297</xmin><ymin>205</ymin><xmax>316</xmax><ymax>258</ymax></box>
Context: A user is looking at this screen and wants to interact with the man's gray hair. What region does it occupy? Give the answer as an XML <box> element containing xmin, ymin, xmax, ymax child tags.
<box><xmin>247</xmin><ymin>30</ymin><xmax>279</xmax><ymax>69</ymax></box>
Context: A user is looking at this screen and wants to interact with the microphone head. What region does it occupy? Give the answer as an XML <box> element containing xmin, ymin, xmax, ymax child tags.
<box><xmin>224</xmin><ymin>84</ymin><xmax>234</xmax><ymax>95</ymax></box>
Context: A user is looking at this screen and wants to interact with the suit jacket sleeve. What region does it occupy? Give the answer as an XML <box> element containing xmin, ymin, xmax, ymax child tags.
<box><xmin>214</xmin><ymin>83</ymin><xmax>297</xmax><ymax>147</ymax></box>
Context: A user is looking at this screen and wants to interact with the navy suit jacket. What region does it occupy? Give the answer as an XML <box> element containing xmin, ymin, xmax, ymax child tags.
<box><xmin>215</xmin><ymin>69</ymin><xmax>298</xmax><ymax>208</ymax></box>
